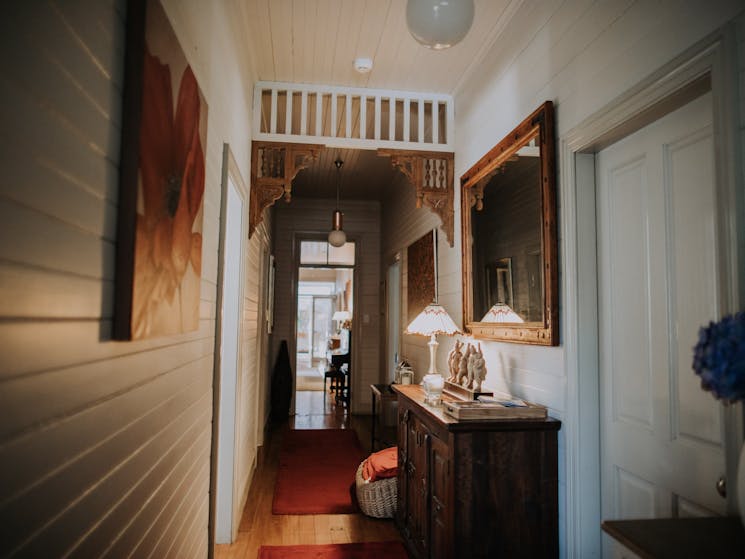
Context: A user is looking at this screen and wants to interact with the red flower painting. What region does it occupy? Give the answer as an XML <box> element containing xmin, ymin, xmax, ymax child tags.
<box><xmin>131</xmin><ymin>46</ymin><xmax>206</xmax><ymax>339</ymax></box>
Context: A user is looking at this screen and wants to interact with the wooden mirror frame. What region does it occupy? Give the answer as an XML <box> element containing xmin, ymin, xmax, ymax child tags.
<box><xmin>460</xmin><ymin>101</ymin><xmax>558</xmax><ymax>345</ymax></box>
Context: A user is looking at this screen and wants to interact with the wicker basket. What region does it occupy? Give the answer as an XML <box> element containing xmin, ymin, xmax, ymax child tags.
<box><xmin>355</xmin><ymin>461</ymin><xmax>397</xmax><ymax>518</ymax></box>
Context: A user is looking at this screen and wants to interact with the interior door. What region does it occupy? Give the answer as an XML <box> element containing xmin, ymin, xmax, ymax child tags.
<box><xmin>597</xmin><ymin>92</ymin><xmax>727</xmax><ymax>551</ymax></box>
<box><xmin>215</xmin><ymin>177</ymin><xmax>245</xmax><ymax>543</ymax></box>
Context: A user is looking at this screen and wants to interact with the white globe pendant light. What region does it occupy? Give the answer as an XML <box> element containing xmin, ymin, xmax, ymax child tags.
<box><xmin>406</xmin><ymin>0</ymin><xmax>475</xmax><ymax>50</ymax></box>
<box><xmin>328</xmin><ymin>158</ymin><xmax>347</xmax><ymax>247</ymax></box>
<box><xmin>328</xmin><ymin>223</ymin><xmax>346</xmax><ymax>247</ymax></box>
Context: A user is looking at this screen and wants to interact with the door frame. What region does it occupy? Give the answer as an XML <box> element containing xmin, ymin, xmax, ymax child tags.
<box><xmin>209</xmin><ymin>144</ymin><xmax>250</xmax><ymax>550</ymax></box>
<box><xmin>386</xmin><ymin>255</ymin><xmax>402</xmax><ymax>383</ymax></box>
<box><xmin>289</xmin><ymin>233</ymin><xmax>360</xmax><ymax>414</ymax></box>
<box><xmin>561</xmin><ymin>28</ymin><xmax>742</xmax><ymax>556</ymax></box>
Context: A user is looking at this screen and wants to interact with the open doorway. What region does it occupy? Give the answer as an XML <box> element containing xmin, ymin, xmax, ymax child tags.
<box><xmin>294</xmin><ymin>240</ymin><xmax>355</xmax><ymax>415</ymax></box>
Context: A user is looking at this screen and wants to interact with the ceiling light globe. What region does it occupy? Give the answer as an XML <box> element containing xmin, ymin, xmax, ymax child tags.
<box><xmin>328</xmin><ymin>229</ymin><xmax>346</xmax><ymax>247</ymax></box>
<box><xmin>406</xmin><ymin>0</ymin><xmax>474</xmax><ymax>50</ymax></box>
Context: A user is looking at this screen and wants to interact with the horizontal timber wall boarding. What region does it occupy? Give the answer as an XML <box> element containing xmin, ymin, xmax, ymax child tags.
<box><xmin>0</xmin><ymin>1</ymin><xmax>255</xmax><ymax>557</ymax></box>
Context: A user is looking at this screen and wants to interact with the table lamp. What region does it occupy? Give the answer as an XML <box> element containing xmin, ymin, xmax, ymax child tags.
<box><xmin>405</xmin><ymin>302</ymin><xmax>461</xmax><ymax>405</ymax></box>
<box><xmin>332</xmin><ymin>310</ymin><xmax>352</xmax><ymax>328</ymax></box>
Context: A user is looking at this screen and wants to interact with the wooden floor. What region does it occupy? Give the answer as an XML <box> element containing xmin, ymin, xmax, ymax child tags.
<box><xmin>213</xmin><ymin>390</ymin><xmax>402</xmax><ymax>559</ymax></box>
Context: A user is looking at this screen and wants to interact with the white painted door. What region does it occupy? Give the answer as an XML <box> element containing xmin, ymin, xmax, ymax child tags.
<box><xmin>597</xmin><ymin>92</ymin><xmax>727</xmax><ymax>551</ymax></box>
<box><xmin>215</xmin><ymin>178</ymin><xmax>245</xmax><ymax>543</ymax></box>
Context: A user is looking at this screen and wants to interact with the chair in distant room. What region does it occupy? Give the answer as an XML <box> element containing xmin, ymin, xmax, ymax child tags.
<box><xmin>323</xmin><ymin>363</ymin><xmax>344</xmax><ymax>402</ymax></box>
<box><xmin>324</xmin><ymin>332</ymin><xmax>351</xmax><ymax>406</ymax></box>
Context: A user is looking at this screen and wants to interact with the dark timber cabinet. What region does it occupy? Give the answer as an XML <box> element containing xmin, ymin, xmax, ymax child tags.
<box><xmin>392</xmin><ymin>384</ymin><xmax>561</xmax><ymax>559</ymax></box>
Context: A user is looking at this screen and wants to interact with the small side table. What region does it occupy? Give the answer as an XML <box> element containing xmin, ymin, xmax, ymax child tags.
<box><xmin>370</xmin><ymin>383</ymin><xmax>397</xmax><ymax>451</ymax></box>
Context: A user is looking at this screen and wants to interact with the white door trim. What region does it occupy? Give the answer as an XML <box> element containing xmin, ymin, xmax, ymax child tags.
<box><xmin>386</xmin><ymin>257</ymin><xmax>402</xmax><ymax>383</ymax></box>
<box><xmin>209</xmin><ymin>144</ymin><xmax>250</xmax><ymax>548</ymax></box>
<box><xmin>561</xmin><ymin>27</ymin><xmax>742</xmax><ymax>557</ymax></box>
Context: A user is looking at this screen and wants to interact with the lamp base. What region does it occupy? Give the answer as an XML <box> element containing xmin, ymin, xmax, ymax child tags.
<box><xmin>427</xmin><ymin>333</ymin><xmax>439</xmax><ymax>376</ymax></box>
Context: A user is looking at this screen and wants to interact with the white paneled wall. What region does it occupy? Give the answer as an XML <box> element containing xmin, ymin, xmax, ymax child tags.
<box><xmin>0</xmin><ymin>1</ymin><xmax>255</xmax><ymax>557</ymax></box>
<box><xmin>380</xmin><ymin>180</ymin><xmax>453</xmax><ymax>384</ymax></box>
<box><xmin>453</xmin><ymin>2</ymin><xmax>745</xmax><ymax>557</ymax></box>
<box><xmin>272</xmin><ymin>199</ymin><xmax>380</xmax><ymax>413</ymax></box>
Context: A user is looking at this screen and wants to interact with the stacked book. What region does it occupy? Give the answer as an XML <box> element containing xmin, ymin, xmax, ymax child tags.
<box><xmin>443</xmin><ymin>395</ymin><xmax>547</xmax><ymax>420</ymax></box>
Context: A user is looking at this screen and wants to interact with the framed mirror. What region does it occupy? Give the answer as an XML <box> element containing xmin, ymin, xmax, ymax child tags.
<box><xmin>460</xmin><ymin>101</ymin><xmax>558</xmax><ymax>345</ymax></box>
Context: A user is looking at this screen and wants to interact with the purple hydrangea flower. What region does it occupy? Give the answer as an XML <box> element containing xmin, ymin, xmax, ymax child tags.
<box><xmin>692</xmin><ymin>312</ymin><xmax>745</xmax><ymax>403</ymax></box>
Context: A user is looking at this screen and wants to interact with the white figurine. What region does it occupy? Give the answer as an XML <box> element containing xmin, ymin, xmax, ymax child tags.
<box><xmin>447</xmin><ymin>340</ymin><xmax>462</xmax><ymax>382</ymax></box>
<box><xmin>469</xmin><ymin>343</ymin><xmax>485</xmax><ymax>392</ymax></box>
<box><xmin>457</xmin><ymin>344</ymin><xmax>472</xmax><ymax>386</ymax></box>
<box><xmin>460</xmin><ymin>344</ymin><xmax>474</xmax><ymax>387</ymax></box>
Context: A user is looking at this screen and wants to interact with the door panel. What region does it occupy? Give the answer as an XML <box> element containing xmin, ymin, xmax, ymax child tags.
<box><xmin>396</xmin><ymin>411</ymin><xmax>409</xmax><ymax>544</ymax></box>
<box><xmin>406</xmin><ymin>417</ymin><xmax>429</xmax><ymax>558</ymax></box>
<box><xmin>666</xmin><ymin>129</ymin><xmax>721</xmax><ymax>448</ymax></box>
<box><xmin>615</xmin><ymin>466</ymin><xmax>656</xmax><ymax>518</ymax></box>
<box><xmin>429</xmin><ymin>435</ymin><xmax>450</xmax><ymax>559</ymax></box>
<box><xmin>605</xmin><ymin>156</ymin><xmax>654</xmax><ymax>430</ymax></box>
<box><xmin>597</xmin><ymin>92</ymin><xmax>725</xmax><ymax>547</ymax></box>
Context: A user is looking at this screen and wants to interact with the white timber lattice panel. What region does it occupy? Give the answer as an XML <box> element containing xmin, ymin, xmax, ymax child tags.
<box><xmin>253</xmin><ymin>81</ymin><xmax>454</xmax><ymax>152</ymax></box>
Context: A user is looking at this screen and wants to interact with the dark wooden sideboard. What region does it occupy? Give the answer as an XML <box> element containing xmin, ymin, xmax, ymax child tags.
<box><xmin>392</xmin><ymin>384</ymin><xmax>561</xmax><ymax>559</ymax></box>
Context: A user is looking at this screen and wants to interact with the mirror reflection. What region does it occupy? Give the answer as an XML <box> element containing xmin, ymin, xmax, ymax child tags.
<box><xmin>471</xmin><ymin>136</ymin><xmax>543</xmax><ymax>324</ymax></box>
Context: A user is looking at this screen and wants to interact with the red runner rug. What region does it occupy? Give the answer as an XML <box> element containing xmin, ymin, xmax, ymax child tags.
<box><xmin>272</xmin><ymin>428</ymin><xmax>366</xmax><ymax>514</ymax></box>
<box><xmin>258</xmin><ymin>541</ymin><xmax>409</xmax><ymax>558</ymax></box>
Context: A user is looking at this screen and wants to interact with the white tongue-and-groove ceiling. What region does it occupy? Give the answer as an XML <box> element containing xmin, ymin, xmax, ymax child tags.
<box><xmin>229</xmin><ymin>0</ymin><xmax>521</xmax><ymax>201</ymax></box>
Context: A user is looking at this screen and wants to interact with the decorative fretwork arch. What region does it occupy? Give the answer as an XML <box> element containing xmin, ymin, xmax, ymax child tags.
<box><xmin>249</xmin><ymin>140</ymin><xmax>455</xmax><ymax>246</ymax></box>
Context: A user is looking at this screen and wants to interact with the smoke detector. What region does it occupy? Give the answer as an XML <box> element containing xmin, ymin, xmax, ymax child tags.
<box><xmin>353</xmin><ymin>57</ymin><xmax>373</xmax><ymax>74</ymax></box>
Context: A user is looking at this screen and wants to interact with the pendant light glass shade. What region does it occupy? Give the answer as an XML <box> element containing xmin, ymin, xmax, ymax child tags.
<box><xmin>328</xmin><ymin>210</ymin><xmax>346</xmax><ymax>247</ymax></box>
<box><xmin>328</xmin><ymin>158</ymin><xmax>346</xmax><ymax>247</ymax></box>
<box><xmin>406</xmin><ymin>0</ymin><xmax>474</xmax><ymax>50</ymax></box>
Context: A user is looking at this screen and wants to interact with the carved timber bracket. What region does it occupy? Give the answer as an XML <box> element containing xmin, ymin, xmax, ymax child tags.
<box><xmin>249</xmin><ymin>141</ymin><xmax>323</xmax><ymax>237</ymax></box>
<box><xmin>378</xmin><ymin>149</ymin><xmax>455</xmax><ymax>247</ymax></box>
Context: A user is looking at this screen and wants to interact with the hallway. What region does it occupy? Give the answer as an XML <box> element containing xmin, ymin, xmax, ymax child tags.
<box><xmin>214</xmin><ymin>391</ymin><xmax>401</xmax><ymax>558</ymax></box>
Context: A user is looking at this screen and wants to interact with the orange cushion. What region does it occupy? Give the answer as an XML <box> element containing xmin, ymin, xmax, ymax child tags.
<box><xmin>362</xmin><ymin>446</ymin><xmax>398</xmax><ymax>482</ymax></box>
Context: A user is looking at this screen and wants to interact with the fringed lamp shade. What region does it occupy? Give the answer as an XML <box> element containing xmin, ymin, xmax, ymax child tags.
<box><xmin>332</xmin><ymin>310</ymin><xmax>351</xmax><ymax>330</ymax></box>
<box><xmin>332</xmin><ymin>310</ymin><xmax>351</xmax><ymax>323</ymax></box>
<box><xmin>406</xmin><ymin>303</ymin><xmax>461</xmax><ymax>336</ymax></box>
<box><xmin>405</xmin><ymin>303</ymin><xmax>461</xmax><ymax>376</ymax></box>
<box><xmin>481</xmin><ymin>303</ymin><xmax>524</xmax><ymax>323</ymax></box>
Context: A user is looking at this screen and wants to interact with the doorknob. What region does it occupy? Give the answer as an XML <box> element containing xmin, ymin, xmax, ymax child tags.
<box><xmin>716</xmin><ymin>476</ymin><xmax>726</xmax><ymax>498</ymax></box>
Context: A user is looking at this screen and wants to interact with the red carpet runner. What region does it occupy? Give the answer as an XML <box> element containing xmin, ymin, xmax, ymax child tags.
<box><xmin>258</xmin><ymin>541</ymin><xmax>409</xmax><ymax>558</ymax></box>
<box><xmin>272</xmin><ymin>429</ymin><xmax>366</xmax><ymax>514</ymax></box>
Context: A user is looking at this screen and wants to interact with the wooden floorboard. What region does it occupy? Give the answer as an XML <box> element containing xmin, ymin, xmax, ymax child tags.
<box><xmin>214</xmin><ymin>390</ymin><xmax>401</xmax><ymax>559</ymax></box>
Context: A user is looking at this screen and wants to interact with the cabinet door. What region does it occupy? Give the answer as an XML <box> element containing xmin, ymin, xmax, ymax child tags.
<box><xmin>429</xmin><ymin>434</ymin><xmax>451</xmax><ymax>559</ymax></box>
<box><xmin>396</xmin><ymin>407</ymin><xmax>410</xmax><ymax>533</ymax></box>
<box><xmin>406</xmin><ymin>416</ymin><xmax>429</xmax><ymax>558</ymax></box>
